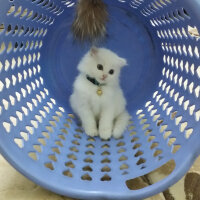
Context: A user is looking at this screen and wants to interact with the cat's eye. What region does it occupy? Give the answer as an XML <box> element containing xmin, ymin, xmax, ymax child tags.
<box><xmin>97</xmin><ymin>64</ymin><xmax>103</xmax><ymax>70</ymax></box>
<box><xmin>109</xmin><ymin>69</ymin><xmax>114</xmax><ymax>75</ymax></box>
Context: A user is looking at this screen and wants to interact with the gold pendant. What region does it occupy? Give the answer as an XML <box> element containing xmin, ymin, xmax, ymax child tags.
<box><xmin>96</xmin><ymin>88</ymin><xmax>103</xmax><ymax>96</ymax></box>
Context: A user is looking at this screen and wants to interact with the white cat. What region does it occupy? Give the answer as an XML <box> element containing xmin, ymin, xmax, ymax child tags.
<box><xmin>70</xmin><ymin>47</ymin><xmax>130</xmax><ymax>140</ymax></box>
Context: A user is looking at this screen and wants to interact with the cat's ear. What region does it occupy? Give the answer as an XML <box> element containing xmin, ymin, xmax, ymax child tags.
<box><xmin>90</xmin><ymin>46</ymin><xmax>98</xmax><ymax>56</ymax></box>
<box><xmin>118</xmin><ymin>57</ymin><xmax>127</xmax><ymax>67</ymax></box>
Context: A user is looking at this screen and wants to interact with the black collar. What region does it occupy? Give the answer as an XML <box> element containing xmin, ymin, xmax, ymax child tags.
<box><xmin>86</xmin><ymin>75</ymin><xmax>106</xmax><ymax>87</ymax></box>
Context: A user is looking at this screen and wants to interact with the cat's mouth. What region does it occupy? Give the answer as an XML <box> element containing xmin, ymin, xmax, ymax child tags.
<box><xmin>100</xmin><ymin>74</ymin><xmax>108</xmax><ymax>81</ymax></box>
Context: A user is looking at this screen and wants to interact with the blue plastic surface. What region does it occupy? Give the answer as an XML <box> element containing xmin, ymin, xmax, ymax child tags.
<box><xmin>0</xmin><ymin>0</ymin><xmax>200</xmax><ymax>199</ymax></box>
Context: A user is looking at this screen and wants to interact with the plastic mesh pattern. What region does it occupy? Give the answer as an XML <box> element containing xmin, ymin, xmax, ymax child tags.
<box><xmin>0</xmin><ymin>0</ymin><xmax>200</xmax><ymax>200</ymax></box>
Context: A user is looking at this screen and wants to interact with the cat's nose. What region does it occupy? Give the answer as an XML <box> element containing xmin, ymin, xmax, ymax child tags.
<box><xmin>102</xmin><ymin>74</ymin><xmax>108</xmax><ymax>80</ymax></box>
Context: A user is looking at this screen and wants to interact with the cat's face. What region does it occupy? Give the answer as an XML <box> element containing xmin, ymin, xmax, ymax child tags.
<box><xmin>78</xmin><ymin>47</ymin><xmax>127</xmax><ymax>85</ymax></box>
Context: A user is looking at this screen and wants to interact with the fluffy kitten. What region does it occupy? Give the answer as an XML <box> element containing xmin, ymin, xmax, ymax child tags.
<box><xmin>70</xmin><ymin>47</ymin><xmax>130</xmax><ymax>140</ymax></box>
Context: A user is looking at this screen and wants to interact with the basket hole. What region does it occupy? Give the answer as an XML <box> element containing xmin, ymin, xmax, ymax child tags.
<box><xmin>142</xmin><ymin>124</ymin><xmax>150</xmax><ymax>130</ymax></box>
<box><xmin>48</xmin><ymin>154</ymin><xmax>57</xmax><ymax>162</ymax></box>
<box><xmin>63</xmin><ymin>170</ymin><xmax>73</xmax><ymax>177</ymax></box>
<box><xmin>84</xmin><ymin>157</ymin><xmax>93</xmax><ymax>163</ymax></box>
<box><xmin>122</xmin><ymin>171</ymin><xmax>129</xmax><ymax>175</ymax></box>
<box><xmin>126</xmin><ymin>160</ymin><xmax>175</xmax><ymax>190</ymax></box>
<box><xmin>134</xmin><ymin>151</ymin><xmax>143</xmax><ymax>157</ymax></box>
<box><xmin>172</xmin><ymin>144</ymin><xmax>181</xmax><ymax>154</ymax></box>
<box><xmin>68</xmin><ymin>113</ymin><xmax>75</xmax><ymax>119</ymax></box>
<box><xmin>196</xmin><ymin>66</ymin><xmax>200</xmax><ymax>78</ymax></box>
<box><xmin>81</xmin><ymin>174</ymin><xmax>92</xmax><ymax>181</ymax></box>
<box><xmin>145</xmin><ymin>129</ymin><xmax>152</xmax><ymax>136</ymax></box>
<box><xmin>131</xmin><ymin>137</ymin><xmax>139</xmax><ymax>143</ymax></box>
<box><xmin>67</xmin><ymin>154</ymin><xmax>77</xmax><ymax>160</ymax></box>
<box><xmin>85</xmin><ymin>150</ymin><xmax>94</xmax><ymax>155</ymax></box>
<box><xmin>33</xmin><ymin>145</ymin><xmax>42</xmax><ymax>153</ymax></box>
<box><xmin>70</xmin><ymin>146</ymin><xmax>79</xmax><ymax>152</ymax></box>
<box><xmin>83</xmin><ymin>165</ymin><xmax>93</xmax><ymax>172</ymax></box>
<box><xmin>20</xmin><ymin>8</ymin><xmax>28</xmax><ymax>18</ymax></box>
<box><xmin>160</xmin><ymin>124</ymin><xmax>168</xmax><ymax>133</ymax></box>
<box><xmin>28</xmin><ymin>152</ymin><xmax>38</xmax><ymax>160</ymax></box>
<box><xmin>55</xmin><ymin>140</ymin><xmax>63</xmax><ymax>147</ymax></box>
<box><xmin>157</xmin><ymin>119</ymin><xmax>163</xmax><ymax>126</ymax></box>
<box><xmin>101</xmin><ymin>158</ymin><xmax>111</xmax><ymax>164</ymax></box>
<box><xmin>117</xmin><ymin>141</ymin><xmax>125</xmax><ymax>147</ymax></box>
<box><xmin>75</xmin><ymin>128</ymin><xmax>83</xmax><ymax>133</ymax></box>
<box><xmin>101</xmin><ymin>151</ymin><xmax>110</xmax><ymax>156</ymax></box>
<box><xmin>168</xmin><ymin>137</ymin><xmax>176</xmax><ymax>146</ymax></box>
<box><xmin>65</xmin><ymin>161</ymin><xmax>75</xmax><ymax>168</ymax></box>
<box><xmin>38</xmin><ymin>138</ymin><xmax>46</xmax><ymax>146</ymax></box>
<box><xmin>130</xmin><ymin>131</ymin><xmax>136</xmax><ymax>136</ymax></box>
<box><xmin>60</xmin><ymin>128</ymin><xmax>68</xmax><ymax>134</ymax></box>
<box><xmin>20</xmin><ymin>132</ymin><xmax>28</xmax><ymax>141</ymax></box>
<box><xmin>86</xmin><ymin>143</ymin><xmax>94</xmax><ymax>148</ymax></box>
<box><xmin>72</xmin><ymin>140</ymin><xmax>80</xmax><ymax>145</ymax></box>
<box><xmin>185</xmin><ymin>128</ymin><xmax>193</xmax><ymax>139</ymax></box>
<box><xmin>0</xmin><ymin>61</ymin><xmax>2</xmax><ymax>72</ymax></box>
<box><xmin>120</xmin><ymin>164</ymin><xmax>129</xmax><ymax>170</ymax></box>
<box><xmin>14</xmin><ymin>6</ymin><xmax>22</xmax><ymax>16</ymax></box>
<box><xmin>148</xmin><ymin>136</ymin><xmax>155</xmax><ymax>142</ymax></box>
<box><xmin>35</xmin><ymin>115</ymin><xmax>42</xmax><ymax>123</ymax></box>
<box><xmin>133</xmin><ymin>143</ymin><xmax>141</xmax><ymax>150</ymax></box>
<box><xmin>101</xmin><ymin>144</ymin><xmax>110</xmax><ymax>148</ymax></box>
<box><xmin>136</xmin><ymin>109</ymin><xmax>143</xmax><ymax>115</ymax></box>
<box><xmin>175</xmin><ymin>116</ymin><xmax>182</xmax><ymax>125</ymax></box>
<box><xmin>3</xmin><ymin>122</ymin><xmax>11</xmax><ymax>133</ymax></box>
<box><xmin>195</xmin><ymin>110</ymin><xmax>200</xmax><ymax>121</ymax></box>
<box><xmin>66</xmin><ymin>118</ymin><xmax>73</xmax><ymax>124</ymax></box>
<box><xmin>7</xmin><ymin>5</ymin><xmax>15</xmax><ymax>15</ymax></box>
<box><xmin>180</xmin><ymin>122</ymin><xmax>187</xmax><ymax>132</ymax></box>
<box><xmin>163</xmin><ymin>130</ymin><xmax>172</xmax><ymax>139</ymax></box>
<box><xmin>87</xmin><ymin>137</ymin><xmax>96</xmax><ymax>142</ymax></box>
<box><xmin>58</xmin><ymin>134</ymin><xmax>66</xmax><ymax>140</ymax></box>
<box><xmin>42</xmin><ymin>131</ymin><xmax>49</xmax><ymax>139</ymax></box>
<box><xmin>0</xmin><ymin>81</ymin><xmax>4</xmax><ymax>92</ymax></box>
<box><xmin>0</xmin><ymin>42</ymin><xmax>6</xmax><ymax>54</ymax></box>
<box><xmin>46</xmin><ymin>126</ymin><xmax>53</xmax><ymax>133</ymax></box>
<box><xmin>150</xmin><ymin>142</ymin><xmax>158</xmax><ymax>149</ymax></box>
<box><xmin>2</xmin><ymin>99</ymin><xmax>9</xmax><ymax>110</ymax></box>
<box><xmin>188</xmin><ymin>26</ymin><xmax>200</xmax><ymax>40</ymax></box>
<box><xmin>119</xmin><ymin>155</ymin><xmax>128</xmax><ymax>161</ymax></box>
<box><xmin>22</xmin><ymin>107</ymin><xmax>28</xmax><ymax>116</ymax></box>
<box><xmin>14</xmin><ymin>138</ymin><xmax>23</xmax><ymax>148</ymax></box>
<box><xmin>101</xmin><ymin>166</ymin><xmax>111</xmax><ymax>172</ymax></box>
<box><xmin>52</xmin><ymin>147</ymin><xmax>60</xmax><ymax>154</ymax></box>
<box><xmin>128</xmin><ymin>125</ymin><xmax>135</xmax><ymax>131</ymax></box>
<box><xmin>5</xmin><ymin>24</ymin><xmax>11</xmax><ymax>35</ymax></box>
<box><xmin>64</xmin><ymin>123</ymin><xmax>70</xmax><ymax>128</ymax></box>
<box><xmin>171</xmin><ymin>111</ymin><xmax>177</xmax><ymax>120</ymax></box>
<box><xmin>118</xmin><ymin>148</ymin><xmax>126</xmax><ymax>153</ymax></box>
<box><xmin>136</xmin><ymin>158</ymin><xmax>146</xmax><ymax>165</ymax></box>
<box><xmin>101</xmin><ymin>174</ymin><xmax>111</xmax><ymax>181</ymax></box>
<box><xmin>49</xmin><ymin>120</ymin><xmax>56</xmax><ymax>127</ymax></box>
<box><xmin>74</xmin><ymin>134</ymin><xmax>81</xmax><ymax>139</ymax></box>
<box><xmin>153</xmin><ymin>149</ymin><xmax>162</xmax><ymax>157</ymax></box>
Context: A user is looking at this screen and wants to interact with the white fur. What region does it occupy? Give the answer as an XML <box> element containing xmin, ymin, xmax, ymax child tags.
<box><xmin>70</xmin><ymin>47</ymin><xmax>130</xmax><ymax>140</ymax></box>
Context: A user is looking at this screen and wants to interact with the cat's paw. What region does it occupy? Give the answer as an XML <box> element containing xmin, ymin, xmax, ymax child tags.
<box><xmin>112</xmin><ymin>130</ymin><xmax>124</xmax><ymax>139</ymax></box>
<box><xmin>99</xmin><ymin>127</ymin><xmax>112</xmax><ymax>140</ymax></box>
<box><xmin>84</xmin><ymin>126</ymin><xmax>98</xmax><ymax>137</ymax></box>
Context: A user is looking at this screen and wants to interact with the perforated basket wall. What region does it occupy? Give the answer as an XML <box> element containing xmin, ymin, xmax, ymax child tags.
<box><xmin>0</xmin><ymin>0</ymin><xmax>200</xmax><ymax>200</ymax></box>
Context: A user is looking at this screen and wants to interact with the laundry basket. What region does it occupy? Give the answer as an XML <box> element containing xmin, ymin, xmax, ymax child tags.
<box><xmin>0</xmin><ymin>0</ymin><xmax>200</xmax><ymax>199</ymax></box>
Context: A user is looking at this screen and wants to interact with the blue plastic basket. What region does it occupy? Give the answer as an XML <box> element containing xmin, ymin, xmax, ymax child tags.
<box><xmin>0</xmin><ymin>0</ymin><xmax>200</xmax><ymax>199</ymax></box>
